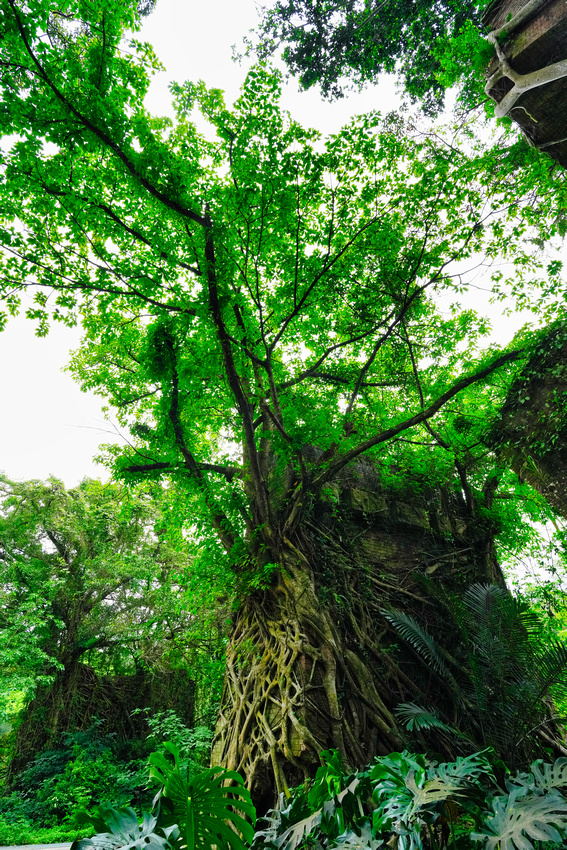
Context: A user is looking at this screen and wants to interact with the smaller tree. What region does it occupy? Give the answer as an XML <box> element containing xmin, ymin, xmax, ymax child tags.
<box><xmin>0</xmin><ymin>477</ymin><xmax>222</xmax><ymax>771</ymax></box>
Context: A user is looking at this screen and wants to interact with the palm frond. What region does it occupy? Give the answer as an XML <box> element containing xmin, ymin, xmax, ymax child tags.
<box><xmin>382</xmin><ymin>609</ymin><xmax>458</xmax><ymax>688</ymax></box>
<box><xmin>464</xmin><ymin>583</ymin><xmax>540</xmax><ymax>639</ymax></box>
<box><xmin>531</xmin><ymin>639</ymin><xmax>567</xmax><ymax>704</ymax></box>
<box><xmin>395</xmin><ymin>703</ymin><xmax>452</xmax><ymax>733</ymax></box>
<box><xmin>463</xmin><ymin>583</ymin><xmax>508</xmax><ymax>621</ymax></box>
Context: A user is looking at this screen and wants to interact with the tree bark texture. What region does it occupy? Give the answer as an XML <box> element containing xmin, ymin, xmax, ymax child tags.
<box><xmin>212</xmin><ymin>471</ymin><xmax>504</xmax><ymax>812</ymax></box>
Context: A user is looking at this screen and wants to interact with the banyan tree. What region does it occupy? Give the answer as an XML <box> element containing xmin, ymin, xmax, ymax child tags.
<box><xmin>211</xmin><ymin>467</ymin><xmax>513</xmax><ymax>812</ymax></box>
<box><xmin>3</xmin><ymin>0</ymin><xmax>567</xmax><ymax>811</ymax></box>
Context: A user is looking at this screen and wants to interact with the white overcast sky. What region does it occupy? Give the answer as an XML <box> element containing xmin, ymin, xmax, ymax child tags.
<box><xmin>0</xmin><ymin>0</ymin><xmax>533</xmax><ymax>486</ymax></box>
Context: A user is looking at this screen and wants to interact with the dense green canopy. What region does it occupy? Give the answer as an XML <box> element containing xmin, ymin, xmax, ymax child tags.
<box><xmin>0</xmin><ymin>0</ymin><xmax>565</xmax><ymax>528</ymax></box>
<box><xmin>0</xmin><ymin>477</ymin><xmax>191</xmax><ymax>687</ymax></box>
<box><xmin>254</xmin><ymin>0</ymin><xmax>484</xmax><ymax>113</ymax></box>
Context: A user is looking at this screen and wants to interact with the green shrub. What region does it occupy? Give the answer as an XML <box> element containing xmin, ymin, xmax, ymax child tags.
<box><xmin>0</xmin><ymin>816</ymin><xmax>92</xmax><ymax>845</ymax></box>
<box><xmin>72</xmin><ymin>741</ymin><xmax>255</xmax><ymax>850</ymax></box>
<box><xmin>142</xmin><ymin>709</ymin><xmax>213</xmax><ymax>780</ymax></box>
<box><xmin>252</xmin><ymin>748</ymin><xmax>567</xmax><ymax>850</ymax></box>
<box><xmin>0</xmin><ymin>713</ymin><xmax>215</xmax><ymax>840</ymax></box>
<box><xmin>0</xmin><ymin>722</ymin><xmax>151</xmax><ymax>829</ymax></box>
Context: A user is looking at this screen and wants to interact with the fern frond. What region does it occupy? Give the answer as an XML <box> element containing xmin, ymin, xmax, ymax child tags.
<box><xmin>382</xmin><ymin>609</ymin><xmax>455</xmax><ymax>682</ymax></box>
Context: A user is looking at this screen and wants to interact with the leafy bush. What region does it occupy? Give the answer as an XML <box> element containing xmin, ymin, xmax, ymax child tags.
<box><xmin>11</xmin><ymin>738</ymin><xmax>567</xmax><ymax>850</ymax></box>
<box><xmin>143</xmin><ymin>709</ymin><xmax>213</xmax><ymax>780</ymax></box>
<box><xmin>0</xmin><ymin>709</ymin><xmax>215</xmax><ymax>841</ymax></box>
<box><xmin>253</xmin><ymin>748</ymin><xmax>567</xmax><ymax>850</ymax></box>
<box><xmin>73</xmin><ymin>741</ymin><xmax>255</xmax><ymax>850</ymax></box>
<box><xmin>0</xmin><ymin>816</ymin><xmax>92</xmax><ymax>845</ymax></box>
<box><xmin>0</xmin><ymin>722</ymin><xmax>151</xmax><ymax>831</ymax></box>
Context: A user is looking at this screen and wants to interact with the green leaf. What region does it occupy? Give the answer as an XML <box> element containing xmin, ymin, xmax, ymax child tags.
<box><xmin>382</xmin><ymin>611</ymin><xmax>458</xmax><ymax>688</ymax></box>
<box><xmin>331</xmin><ymin>823</ymin><xmax>385</xmax><ymax>850</ymax></box>
<box><xmin>149</xmin><ymin>742</ymin><xmax>256</xmax><ymax>850</ymax></box>
<box><xmin>472</xmin><ymin>788</ymin><xmax>567</xmax><ymax>850</ymax></box>
<box><xmin>394</xmin><ymin>703</ymin><xmax>452</xmax><ymax>733</ymax></box>
<box><xmin>71</xmin><ymin>806</ymin><xmax>171</xmax><ymax>850</ymax></box>
<box><xmin>518</xmin><ymin>758</ymin><xmax>567</xmax><ymax>794</ymax></box>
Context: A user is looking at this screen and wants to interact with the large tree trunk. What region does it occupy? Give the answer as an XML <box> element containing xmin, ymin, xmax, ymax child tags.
<box><xmin>212</xmin><ymin>473</ymin><xmax>504</xmax><ymax>811</ymax></box>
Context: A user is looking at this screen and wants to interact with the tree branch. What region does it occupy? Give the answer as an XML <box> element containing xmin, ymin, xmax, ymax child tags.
<box><xmin>314</xmin><ymin>349</ymin><xmax>524</xmax><ymax>487</ymax></box>
<box><xmin>123</xmin><ymin>461</ymin><xmax>242</xmax><ymax>482</ymax></box>
<box><xmin>269</xmin><ymin>214</ymin><xmax>380</xmax><ymax>353</ymax></box>
<box><xmin>8</xmin><ymin>0</ymin><xmax>206</xmax><ymax>227</ymax></box>
<box><xmin>204</xmin><ymin>210</ymin><xmax>272</xmax><ymax>531</ymax></box>
<box><xmin>163</xmin><ymin>334</ymin><xmax>236</xmax><ymax>550</ymax></box>
<box><xmin>92</xmin><ymin>201</ymin><xmax>201</xmax><ymax>276</ymax></box>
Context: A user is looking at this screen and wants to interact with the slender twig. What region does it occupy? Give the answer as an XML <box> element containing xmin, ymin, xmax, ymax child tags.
<box><xmin>8</xmin><ymin>0</ymin><xmax>205</xmax><ymax>227</ymax></box>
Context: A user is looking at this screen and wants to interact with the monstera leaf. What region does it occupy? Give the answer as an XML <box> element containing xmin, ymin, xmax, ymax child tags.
<box><xmin>529</xmin><ymin>758</ymin><xmax>567</xmax><ymax>793</ymax></box>
<box><xmin>273</xmin><ymin>807</ymin><xmax>324</xmax><ymax>850</ymax></box>
<box><xmin>273</xmin><ymin>776</ymin><xmax>361</xmax><ymax>850</ymax></box>
<box><xmin>472</xmin><ymin>787</ymin><xmax>567</xmax><ymax>850</ymax></box>
<box><xmin>149</xmin><ymin>742</ymin><xmax>256</xmax><ymax>850</ymax></box>
<box><xmin>331</xmin><ymin>823</ymin><xmax>385</xmax><ymax>850</ymax></box>
<box><xmin>371</xmin><ymin>756</ymin><xmax>468</xmax><ymax>850</ymax></box>
<box><xmin>72</xmin><ymin>806</ymin><xmax>174</xmax><ymax>850</ymax></box>
<box><xmin>404</xmin><ymin>775</ymin><xmax>467</xmax><ymax>820</ymax></box>
<box><xmin>370</xmin><ymin>750</ymin><xmax>498</xmax><ymax>850</ymax></box>
<box><xmin>433</xmin><ymin>750</ymin><xmax>493</xmax><ymax>785</ymax></box>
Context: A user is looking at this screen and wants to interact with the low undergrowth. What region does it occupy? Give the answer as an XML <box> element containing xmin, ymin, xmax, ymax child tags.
<box><xmin>72</xmin><ymin>745</ymin><xmax>567</xmax><ymax>850</ymax></box>
<box><xmin>254</xmin><ymin>748</ymin><xmax>567</xmax><ymax>850</ymax></box>
<box><xmin>6</xmin><ymin>734</ymin><xmax>567</xmax><ymax>850</ymax></box>
<box><xmin>0</xmin><ymin>819</ymin><xmax>92</xmax><ymax>845</ymax></box>
<box><xmin>0</xmin><ymin>712</ymin><xmax>213</xmax><ymax>845</ymax></box>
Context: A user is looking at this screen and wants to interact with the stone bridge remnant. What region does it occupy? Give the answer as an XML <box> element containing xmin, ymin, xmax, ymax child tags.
<box><xmin>483</xmin><ymin>0</ymin><xmax>567</xmax><ymax>167</ymax></box>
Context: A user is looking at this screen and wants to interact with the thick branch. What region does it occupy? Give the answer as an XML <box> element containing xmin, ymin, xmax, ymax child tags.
<box><xmin>302</xmin><ymin>372</ymin><xmax>402</xmax><ymax>388</ymax></box>
<box><xmin>164</xmin><ymin>335</ymin><xmax>236</xmax><ymax>550</ymax></box>
<box><xmin>93</xmin><ymin>202</ymin><xmax>201</xmax><ymax>275</ymax></box>
<box><xmin>343</xmin><ymin>282</ymin><xmax>426</xmax><ymax>420</ymax></box>
<box><xmin>488</xmin><ymin>0</ymin><xmax>544</xmax><ymax>40</ymax></box>
<box><xmin>8</xmin><ymin>0</ymin><xmax>205</xmax><ymax>227</ymax></box>
<box><xmin>314</xmin><ymin>349</ymin><xmax>524</xmax><ymax>487</ymax></box>
<box><xmin>1</xmin><ymin>238</ymin><xmax>197</xmax><ymax>316</ymax></box>
<box><xmin>277</xmin><ymin>323</ymin><xmax>396</xmax><ymax>392</ymax></box>
<box><xmin>403</xmin><ymin>321</ymin><xmax>453</xmax><ymax>452</ymax></box>
<box><xmin>204</xmin><ymin>211</ymin><xmax>271</xmax><ymax>530</ymax></box>
<box><xmin>486</xmin><ymin>30</ymin><xmax>567</xmax><ymax>118</ymax></box>
<box><xmin>123</xmin><ymin>461</ymin><xmax>242</xmax><ymax>481</ymax></box>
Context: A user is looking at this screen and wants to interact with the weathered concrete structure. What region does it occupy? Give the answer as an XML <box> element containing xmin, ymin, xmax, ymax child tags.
<box><xmin>483</xmin><ymin>0</ymin><xmax>567</xmax><ymax>167</ymax></box>
<box><xmin>491</xmin><ymin>324</ymin><xmax>567</xmax><ymax>519</ymax></box>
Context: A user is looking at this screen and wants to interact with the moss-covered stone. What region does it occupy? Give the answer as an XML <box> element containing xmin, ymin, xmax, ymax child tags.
<box><xmin>492</xmin><ymin>323</ymin><xmax>567</xmax><ymax>519</ymax></box>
